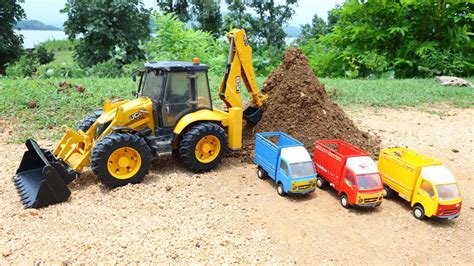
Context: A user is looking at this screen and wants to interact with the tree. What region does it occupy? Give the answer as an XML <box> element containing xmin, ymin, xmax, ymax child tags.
<box><xmin>191</xmin><ymin>0</ymin><xmax>222</xmax><ymax>36</ymax></box>
<box><xmin>223</xmin><ymin>0</ymin><xmax>252</xmax><ymax>30</ymax></box>
<box><xmin>0</xmin><ymin>0</ymin><xmax>25</xmax><ymax>74</ymax></box>
<box><xmin>156</xmin><ymin>0</ymin><xmax>191</xmax><ymax>22</ymax></box>
<box><xmin>246</xmin><ymin>0</ymin><xmax>297</xmax><ymax>50</ymax></box>
<box><xmin>62</xmin><ymin>0</ymin><xmax>151</xmax><ymax>68</ymax></box>
<box><xmin>299</xmin><ymin>14</ymin><xmax>329</xmax><ymax>44</ymax></box>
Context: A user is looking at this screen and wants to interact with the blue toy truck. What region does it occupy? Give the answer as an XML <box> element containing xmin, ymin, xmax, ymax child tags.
<box><xmin>254</xmin><ymin>132</ymin><xmax>317</xmax><ymax>196</ymax></box>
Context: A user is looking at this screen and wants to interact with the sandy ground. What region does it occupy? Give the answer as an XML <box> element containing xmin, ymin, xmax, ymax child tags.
<box><xmin>1</xmin><ymin>107</ymin><xmax>473</xmax><ymax>264</ymax></box>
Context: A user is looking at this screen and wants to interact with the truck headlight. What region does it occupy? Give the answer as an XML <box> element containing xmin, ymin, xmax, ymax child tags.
<box><xmin>358</xmin><ymin>198</ymin><xmax>363</xmax><ymax>203</ymax></box>
<box><xmin>292</xmin><ymin>186</ymin><xmax>297</xmax><ymax>191</ymax></box>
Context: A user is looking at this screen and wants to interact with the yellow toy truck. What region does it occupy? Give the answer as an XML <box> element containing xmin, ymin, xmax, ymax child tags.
<box><xmin>378</xmin><ymin>147</ymin><xmax>462</xmax><ymax>220</ymax></box>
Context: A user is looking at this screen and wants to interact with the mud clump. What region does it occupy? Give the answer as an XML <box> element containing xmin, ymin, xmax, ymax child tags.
<box><xmin>241</xmin><ymin>48</ymin><xmax>380</xmax><ymax>160</ymax></box>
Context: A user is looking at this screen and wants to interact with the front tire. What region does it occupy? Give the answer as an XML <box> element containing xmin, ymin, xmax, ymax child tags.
<box><xmin>340</xmin><ymin>194</ymin><xmax>350</xmax><ymax>209</ymax></box>
<box><xmin>277</xmin><ymin>183</ymin><xmax>286</xmax><ymax>197</ymax></box>
<box><xmin>76</xmin><ymin>109</ymin><xmax>103</xmax><ymax>132</ymax></box>
<box><xmin>179</xmin><ymin>122</ymin><xmax>227</xmax><ymax>172</ymax></box>
<box><xmin>91</xmin><ymin>133</ymin><xmax>151</xmax><ymax>188</ymax></box>
<box><xmin>383</xmin><ymin>185</ymin><xmax>393</xmax><ymax>198</ymax></box>
<box><xmin>413</xmin><ymin>205</ymin><xmax>425</xmax><ymax>220</ymax></box>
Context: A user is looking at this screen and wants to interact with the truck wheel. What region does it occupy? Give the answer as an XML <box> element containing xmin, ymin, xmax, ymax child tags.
<box><xmin>91</xmin><ymin>133</ymin><xmax>151</xmax><ymax>188</ymax></box>
<box><xmin>316</xmin><ymin>176</ymin><xmax>328</xmax><ymax>189</ymax></box>
<box><xmin>76</xmin><ymin>109</ymin><xmax>103</xmax><ymax>132</ymax></box>
<box><xmin>340</xmin><ymin>194</ymin><xmax>350</xmax><ymax>209</ymax></box>
<box><xmin>413</xmin><ymin>205</ymin><xmax>425</xmax><ymax>220</ymax></box>
<box><xmin>179</xmin><ymin>122</ymin><xmax>227</xmax><ymax>172</ymax></box>
<box><xmin>383</xmin><ymin>185</ymin><xmax>393</xmax><ymax>198</ymax></box>
<box><xmin>277</xmin><ymin>183</ymin><xmax>286</xmax><ymax>197</ymax></box>
<box><xmin>257</xmin><ymin>167</ymin><xmax>268</xmax><ymax>180</ymax></box>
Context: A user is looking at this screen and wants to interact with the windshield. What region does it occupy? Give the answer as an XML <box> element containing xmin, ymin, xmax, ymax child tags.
<box><xmin>290</xmin><ymin>162</ymin><xmax>316</xmax><ymax>178</ymax></box>
<box><xmin>436</xmin><ymin>184</ymin><xmax>460</xmax><ymax>201</ymax></box>
<box><xmin>357</xmin><ymin>173</ymin><xmax>382</xmax><ymax>191</ymax></box>
<box><xmin>141</xmin><ymin>70</ymin><xmax>163</xmax><ymax>100</ymax></box>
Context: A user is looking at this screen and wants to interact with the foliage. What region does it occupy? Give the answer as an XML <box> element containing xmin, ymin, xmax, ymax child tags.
<box><xmin>0</xmin><ymin>0</ymin><xmax>26</xmax><ymax>74</ymax></box>
<box><xmin>190</xmin><ymin>0</ymin><xmax>223</xmax><ymax>36</ymax></box>
<box><xmin>145</xmin><ymin>13</ymin><xmax>227</xmax><ymax>75</ymax></box>
<box><xmin>35</xmin><ymin>46</ymin><xmax>55</xmax><ymax>65</ymax></box>
<box><xmin>62</xmin><ymin>0</ymin><xmax>151</xmax><ymax>68</ymax></box>
<box><xmin>301</xmin><ymin>0</ymin><xmax>474</xmax><ymax>78</ymax></box>
<box><xmin>299</xmin><ymin>14</ymin><xmax>329</xmax><ymax>44</ymax></box>
<box><xmin>156</xmin><ymin>0</ymin><xmax>191</xmax><ymax>22</ymax></box>
<box><xmin>6</xmin><ymin>46</ymin><xmax>55</xmax><ymax>77</ymax></box>
<box><xmin>223</xmin><ymin>0</ymin><xmax>252</xmax><ymax>29</ymax></box>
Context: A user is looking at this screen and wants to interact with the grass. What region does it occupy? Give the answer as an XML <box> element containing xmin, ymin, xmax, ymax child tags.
<box><xmin>320</xmin><ymin>78</ymin><xmax>474</xmax><ymax>108</ymax></box>
<box><xmin>0</xmin><ymin>75</ymin><xmax>472</xmax><ymax>143</ymax></box>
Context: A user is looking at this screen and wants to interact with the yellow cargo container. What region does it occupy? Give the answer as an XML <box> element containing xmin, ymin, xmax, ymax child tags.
<box><xmin>378</xmin><ymin>147</ymin><xmax>462</xmax><ymax>220</ymax></box>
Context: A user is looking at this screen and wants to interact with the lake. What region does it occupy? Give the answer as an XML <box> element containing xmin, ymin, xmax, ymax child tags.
<box><xmin>15</xmin><ymin>30</ymin><xmax>67</xmax><ymax>49</ymax></box>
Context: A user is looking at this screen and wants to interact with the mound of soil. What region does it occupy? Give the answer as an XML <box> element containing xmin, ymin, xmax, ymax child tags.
<box><xmin>241</xmin><ymin>48</ymin><xmax>380</xmax><ymax>160</ymax></box>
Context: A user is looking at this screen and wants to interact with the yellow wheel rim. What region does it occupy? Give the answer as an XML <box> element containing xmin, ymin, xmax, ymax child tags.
<box><xmin>107</xmin><ymin>147</ymin><xmax>142</xmax><ymax>180</ymax></box>
<box><xmin>195</xmin><ymin>135</ymin><xmax>221</xmax><ymax>163</ymax></box>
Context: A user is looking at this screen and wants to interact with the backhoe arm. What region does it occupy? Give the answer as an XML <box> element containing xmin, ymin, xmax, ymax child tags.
<box><xmin>218</xmin><ymin>29</ymin><xmax>268</xmax><ymax>109</ymax></box>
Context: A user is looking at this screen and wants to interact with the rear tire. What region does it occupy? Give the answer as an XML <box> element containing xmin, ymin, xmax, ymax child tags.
<box><xmin>257</xmin><ymin>167</ymin><xmax>268</xmax><ymax>180</ymax></box>
<box><xmin>76</xmin><ymin>109</ymin><xmax>103</xmax><ymax>132</ymax></box>
<box><xmin>383</xmin><ymin>185</ymin><xmax>393</xmax><ymax>198</ymax></box>
<box><xmin>91</xmin><ymin>133</ymin><xmax>151</xmax><ymax>188</ymax></box>
<box><xmin>340</xmin><ymin>194</ymin><xmax>350</xmax><ymax>209</ymax></box>
<box><xmin>277</xmin><ymin>183</ymin><xmax>286</xmax><ymax>197</ymax></box>
<box><xmin>413</xmin><ymin>205</ymin><xmax>425</xmax><ymax>220</ymax></box>
<box><xmin>316</xmin><ymin>176</ymin><xmax>328</xmax><ymax>189</ymax></box>
<box><xmin>179</xmin><ymin>122</ymin><xmax>227</xmax><ymax>172</ymax></box>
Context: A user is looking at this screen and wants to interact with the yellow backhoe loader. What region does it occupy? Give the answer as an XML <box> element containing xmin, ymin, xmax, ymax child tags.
<box><xmin>14</xmin><ymin>29</ymin><xmax>268</xmax><ymax>208</ymax></box>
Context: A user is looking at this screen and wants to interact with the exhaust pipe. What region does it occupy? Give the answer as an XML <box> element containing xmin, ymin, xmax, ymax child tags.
<box><xmin>14</xmin><ymin>139</ymin><xmax>77</xmax><ymax>208</ymax></box>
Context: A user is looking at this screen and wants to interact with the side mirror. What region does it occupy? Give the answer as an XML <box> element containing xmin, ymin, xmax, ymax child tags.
<box><xmin>132</xmin><ymin>72</ymin><xmax>137</xmax><ymax>82</ymax></box>
<box><xmin>132</xmin><ymin>91</ymin><xmax>138</xmax><ymax>97</ymax></box>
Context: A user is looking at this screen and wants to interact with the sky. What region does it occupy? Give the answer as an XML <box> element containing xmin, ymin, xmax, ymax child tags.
<box><xmin>20</xmin><ymin>0</ymin><xmax>343</xmax><ymax>28</ymax></box>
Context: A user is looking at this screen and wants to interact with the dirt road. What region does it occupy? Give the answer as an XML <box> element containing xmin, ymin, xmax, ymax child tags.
<box><xmin>1</xmin><ymin>108</ymin><xmax>473</xmax><ymax>264</ymax></box>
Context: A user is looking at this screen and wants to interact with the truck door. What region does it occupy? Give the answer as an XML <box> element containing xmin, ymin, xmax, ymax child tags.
<box><xmin>341</xmin><ymin>168</ymin><xmax>357</xmax><ymax>203</ymax></box>
<box><xmin>276</xmin><ymin>159</ymin><xmax>291</xmax><ymax>192</ymax></box>
<box><xmin>161</xmin><ymin>72</ymin><xmax>195</xmax><ymax>127</ymax></box>
<box><xmin>412</xmin><ymin>179</ymin><xmax>436</xmax><ymax>217</ymax></box>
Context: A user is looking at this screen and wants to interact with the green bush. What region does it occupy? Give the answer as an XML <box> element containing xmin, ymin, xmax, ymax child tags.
<box><xmin>35</xmin><ymin>46</ymin><xmax>55</xmax><ymax>65</ymax></box>
<box><xmin>301</xmin><ymin>1</ymin><xmax>473</xmax><ymax>78</ymax></box>
<box><xmin>145</xmin><ymin>12</ymin><xmax>227</xmax><ymax>76</ymax></box>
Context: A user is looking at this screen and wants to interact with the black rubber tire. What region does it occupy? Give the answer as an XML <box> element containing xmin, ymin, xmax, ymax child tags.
<box><xmin>178</xmin><ymin>122</ymin><xmax>227</xmax><ymax>172</ymax></box>
<box><xmin>277</xmin><ymin>182</ymin><xmax>286</xmax><ymax>197</ymax></box>
<box><xmin>383</xmin><ymin>185</ymin><xmax>393</xmax><ymax>198</ymax></box>
<box><xmin>91</xmin><ymin>133</ymin><xmax>151</xmax><ymax>188</ymax></box>
<box><xmin>340</xmin><ymin>194</ymin><xmax>350</xmax><ymax>209</ymax></box>
<box><xmin>316</xmin><ymin>176</ymin><xmax>328</xmax><ymax>189</ymax></box>
<box><xmin>413</xmin><ymin>205</ymin><xmax>425</xmax><ymax>220</ymax></box>
<box><xmin>257</xmin><ymin>167</ymin><xmax>268</xmax><ymax>180</ymax></box>
<box><xmin>76</xmin><ymin>109</ymin><xmax>103</xmax><ymax>132</ymax></box>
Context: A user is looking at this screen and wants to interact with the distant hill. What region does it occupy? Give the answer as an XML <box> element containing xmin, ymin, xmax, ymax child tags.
<box><xmin>284</xmin><ymin>26</ymin><xmax>301</xmax><ymax>38</ymax></box>
<box><xmin>14</xmin><ymin>20</ymin><xmax>62</xmax><ymax>31</ymax></box>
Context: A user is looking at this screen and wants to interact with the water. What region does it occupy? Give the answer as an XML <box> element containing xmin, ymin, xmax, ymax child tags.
<box><xmin>14</xmin><ymin>30</ymin><xmax>67</xmax><ymax>49</ymax></box>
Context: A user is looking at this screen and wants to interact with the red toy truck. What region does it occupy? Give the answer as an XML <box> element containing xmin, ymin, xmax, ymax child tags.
<box><xmin>314</xmin><ymin>140</ymin><xmax>383</xmax><ymax>208</ymax></box>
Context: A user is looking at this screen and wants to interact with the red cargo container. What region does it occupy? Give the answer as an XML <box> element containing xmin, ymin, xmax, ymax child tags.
<box><xmin>314</xmin><ymin>140</ymin><xmax>383</xmax><ymax>208</ymax></box>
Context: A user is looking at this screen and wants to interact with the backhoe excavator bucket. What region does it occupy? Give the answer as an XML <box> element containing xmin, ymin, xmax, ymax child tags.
<box><xmin>243</xmin><ymin>106</ymin><xmax>263</xmax><ymax>124</ymax></box>
<box><xmin>14</xmin><ymin>139</ymin><xmax>77</xmax><ymax>208</ymax></box>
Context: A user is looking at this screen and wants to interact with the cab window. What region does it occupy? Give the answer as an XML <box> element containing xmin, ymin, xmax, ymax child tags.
<box><xmin>141</xmin><ymin>70</ymin><xmax>163</xmax><ymax>100</ymax></box>
<box><xmin>280</xmin><ymin>159</ymin><xmax>289</xmax><ymax>176</ymax></box>
<box><xmin>344</xmin><ymin>170</ymin><xmax>356</xmax><ymax>187</ymax></box>
<box><xmin>196</xmin><ymin>72</ymin><xmax>211</xmax><ymax>109</ymax></box>
<box><xmin>162</xmin><ymin>73</ymin><xmax>192</xmax><ymax>127</ymax></box>
<box><xmin>420</xmin><ymin>180</ymin><xmax>435</xmax><ymax>197</ymax></box>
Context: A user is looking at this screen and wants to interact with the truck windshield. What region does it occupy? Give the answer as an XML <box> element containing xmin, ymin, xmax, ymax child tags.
<box><xmin>436</xmin><ymin>184</ymin><xmax>460</xmax><ymax>201</ymax></box>
<box><xmin>290</xmin><ymin>162</ymin><xmax>316</xmax><ymax>178</ymax></box>
<box><xmin>141</xmin><ymin>71</ymin><xmax>163</xmax><ymax>100</ymax></box>
<box><xmin>357</xmin><ymin>173</ymin><xmax>382</xmax><ymax>191</ymax></box>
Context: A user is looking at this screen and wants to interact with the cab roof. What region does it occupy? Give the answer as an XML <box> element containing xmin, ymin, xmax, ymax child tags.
<box><xmin>144</xmin><ymin>61</ymin><xmax>208</xmax><ymax>72</ymax></box>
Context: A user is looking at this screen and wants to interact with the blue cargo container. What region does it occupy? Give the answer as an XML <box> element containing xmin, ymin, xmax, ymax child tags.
<box><xmin>254</xmin><ymin>132</ymin><xmax>317</xmax><ymax>196</ymax></box>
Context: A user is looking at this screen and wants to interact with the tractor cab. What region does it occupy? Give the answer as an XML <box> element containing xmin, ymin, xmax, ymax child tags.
<box><xmin>137</xmin><ymin>60</ymin><xmax>213</xmax><ymax>129</ymax></box>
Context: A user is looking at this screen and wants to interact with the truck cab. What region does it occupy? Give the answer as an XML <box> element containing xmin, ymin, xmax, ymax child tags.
<box><xmin>379</xmin><ymin>147</ymin><xmax>462</xmax><ymax>220</ymax></box>
<box><xmin>314</xmin><ymin>140</ymin><xmax>383</xmax><ymax>208</ymax></box>
<box><xmin>411</xmin><ymin>165</ymin><xmax>462</xmax><ymax>219</ymax></box>
<box><xmin>254</xmin><ymin>132</ymin><xmax>317</xmax><ymax>196</ymax></box>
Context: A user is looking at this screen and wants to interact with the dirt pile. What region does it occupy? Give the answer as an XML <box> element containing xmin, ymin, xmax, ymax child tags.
<box><xmin>241</xmin><ymin>48</ymin><xmax>380</xmax><ymax>159</ymax></box>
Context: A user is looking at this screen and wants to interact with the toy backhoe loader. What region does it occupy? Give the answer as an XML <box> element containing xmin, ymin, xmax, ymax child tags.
<box><xmin>14</xmin><ymin>29</ymin><xmax>268</xmax><ymax>208</ymax></box>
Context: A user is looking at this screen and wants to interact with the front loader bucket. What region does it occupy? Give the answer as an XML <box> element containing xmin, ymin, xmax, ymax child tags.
<box><xmin>14</xmin><ymin>139</ymin><xmax>77</xmax><ymax>208</ymax></box>
<box><xmin>243</xmin><ymin>106</ymin><xmax>263</xmax><ymax>125</ymax></box>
